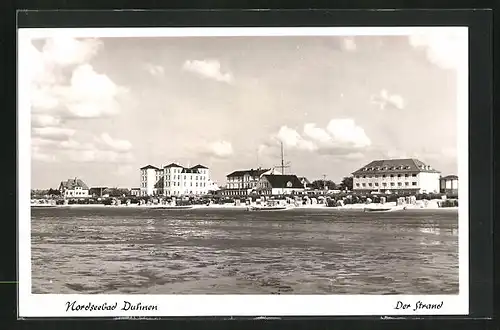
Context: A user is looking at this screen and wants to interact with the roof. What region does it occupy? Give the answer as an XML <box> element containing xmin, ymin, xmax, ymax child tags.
<box><xmin>441</xmin><ymin>175</ymin><xmax>458</xmax><ymax>180</ymax></box>
<box><xmin>227</xmin><ymin>168</ymin><xmax>270</xmax><ymax>178</ymax></box>
<box><xmin>298</xmin><ymin>177</ymin><xmax>311</xmax><ymax>184</ymax></box>
<box><xmin>59</xmin><ymin>178</ymin><xmax>89</xmax><ymax>190</ymax></box>
<box><xmin>352</xmin><ymin>158</ymin><xmax>440</xmax><ymax>175</ymax></box>
<box><xmin>140</xmin><ymin>165</ymin><xmax>160</xmax><ymax>170</ymax></box>
<box><xmin>261</xmin><ymin>175</ymin><xmax>304</xmax><ymax>189</ymax></box>
<box><xmin>191</xmin><ymin>164</ymin><xmax>208</xmax><ymax>169</ymax></box>
<box><xmin>163</xmin><ymin>163</ymin><xmax>183</xmax><ymax>168</ymax></box>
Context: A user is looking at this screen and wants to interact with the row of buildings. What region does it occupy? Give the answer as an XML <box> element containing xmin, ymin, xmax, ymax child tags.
<box><xmin>134</xmin><ymin>158</ymin><xmax>458</xmax><ymax>197</ymax></box>
<box><xmin>56</xmin><ymin>158</ymin><xmax>459</xmax><ymax>199</ymax></box>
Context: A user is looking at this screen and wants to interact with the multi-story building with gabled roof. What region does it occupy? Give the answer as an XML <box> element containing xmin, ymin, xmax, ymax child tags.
<box><xmin>59</xmin><ymin>177</ymin><xmax>90</xmax><ymax>198</ymax></box>
<box><xmin>352</xmin><ymin>158</ymin><xmax>441</xmax><ymax>194</ymax></box>
<box><xmin>139</xmin><ymin>163</ymin><xmax>212</xmax><ymax>197</ymax></box>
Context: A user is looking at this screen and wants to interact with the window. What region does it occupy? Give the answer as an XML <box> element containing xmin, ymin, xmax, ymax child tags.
<box><xmin>412</xmin><ymin>174</ymin><xmax>417</xmax><ymax>177</ymax></box>
<box><xmin>368</xmin><ymin>183</ymin><xmax>372</xmax><ymax>187</ymax></box>
<box><xmin>375</xmin><ymin>175</ymin><xmax>379</xmax><ymax>178</ymax></box>
<box><xmin>356</xmin><ymin>183</ymin><xmax>360</xmax><ymax>187</ymax></box>
<box><xmin>390</xmin><ymin>182</ymin><xmax>395</xmax><ymax>186</ymax></box>
<box><xmin>196</xmin><ymin>183</ymin><xmax>198</xmax><ymax>187</ymax></box>
<box><xmin>190</xmin><ymin>182</ymin><xmax>193</xmax><ymax>186</ymax></box>
<box><xmin>404</xmin><ymin>174</ymin><xmax>409</xmax><ymax>177</ymax></box>
<box><xmin>375</xmin><ymin>182</ymin><xmax>379</xmax><ymax>186</ymax></box>
<box><xmin>363</xmin><ymin>175</ymin><xmax>366</xmax><ymax>178</ymax></box>
<box><xmin>356</xmin><ymin>175</ymin><xmax>360</xmax><ymax>178</ymax></box>
<box><xmin>184</xmin><ymin>176</ymin><xmax>186</xmax><ymax>180</ymax></box>
<box><xmin>390</xmin><ymin>174</ymin><xmax>394</xmax><ymax>178</ymax></box>
<box><xmin>383</xmin><ymin>182</ymin><xmax>387</xmax><ymax>186</ymax></box>
<box><xmin>382</xmin><ymin>175</ymin><xmax>386</xmax><ymax>178</ymax></box>
<box><xmin>412</xmin><ymin>182</ymin><xmax>417</xmax><ymax>186</ymax></box>
<box><xmin>397</xmin><ymin>174</ymin><xmax>401</xmax><ymax>177</ymax></box>
<box><xmin>398</xmin><ymin>182</ymin><xmax>402</xmax><ymax>186</ymax></box>
<box><xmin>362</xmin><ymin>183</ymin><xmax>366</xmax><ymax>187</ymax></box>
<box><xmin>405</xmin><ymin>182</ymin><xmax>409</xmax><ymax>186</ymax></box>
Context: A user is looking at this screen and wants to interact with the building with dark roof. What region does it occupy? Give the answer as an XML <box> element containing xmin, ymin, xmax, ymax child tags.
<box><xmin>59</xmin><ymin>178</ymin><xmax>90</xmax><ymax>198</ymax></box>
<box><xmin>352</xmin><ymin>158</ymin><xmax>441</xmax><ymax>194</ymax></box>
<box><xmin>256</xmin><ymin>174</ymin><xmax>305</xmax><ymax>195</ymax></box>
<box><xmin>221</xmin><ymin>167</ymin><xmax>282</xmax><ymax>197</ymax></box>
<box><xmin>440</xmin><ymin>175</ymin><xmax>458</xmax><ymax>196</ymax></box>
<box><xmin>139</xmin><ymin>163</ymin><xmax>211</xmax><ymax>197</ymax></box>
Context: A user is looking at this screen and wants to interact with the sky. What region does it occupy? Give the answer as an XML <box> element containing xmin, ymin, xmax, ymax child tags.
<box><xmin>22</xmin><ymin>30</ymin><xmax>466</xmax><ymax>189</ymax></box>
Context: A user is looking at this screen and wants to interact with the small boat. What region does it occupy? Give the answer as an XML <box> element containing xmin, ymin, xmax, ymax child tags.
<box><xmin>364</xmin><ymin>207</ymin><xmax>393</xmax><ymax>212</ymax></box>
<box><xmin>247</xmin><ymin>205</ymin><xmax>290</xmax><ymax>211</ymax></box>
<box><xmin>150</xmin><ymin>205</ymin><xmax>193</xmax><ymax>210</ymax></box>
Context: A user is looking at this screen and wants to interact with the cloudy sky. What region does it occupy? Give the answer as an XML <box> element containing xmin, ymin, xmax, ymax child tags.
<box><xmin>22</xmin><ymin>30</ymin><xmax>465</xmax><ymax>189</ymax></box>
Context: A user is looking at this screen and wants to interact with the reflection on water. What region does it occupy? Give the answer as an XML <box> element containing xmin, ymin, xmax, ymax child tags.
<box><xmin>31</xmin><ymin>208</ymin><xmax>459</xmax><ymax>294</ymax></box>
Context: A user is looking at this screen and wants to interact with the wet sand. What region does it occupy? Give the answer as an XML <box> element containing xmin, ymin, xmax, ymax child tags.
<box><xmin>31</xmin><ymin>207</ymin><xmax>459</xmax><ymax>294</ymax></box>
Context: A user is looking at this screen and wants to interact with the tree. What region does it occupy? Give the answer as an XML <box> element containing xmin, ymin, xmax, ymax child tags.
<box><xmin>339</xmin><ymin>176</ymin><xmax>353</xmax><ymax>191</ymax></box>
<box><xmin>311</xmin><ymin>180</ymin><xmax>336</xmax><ymax>190</ymax></box>
<box><xmin>47</xmin><ymin>188</ymin><xmax>61</xmax><ymax>196</ymax></box>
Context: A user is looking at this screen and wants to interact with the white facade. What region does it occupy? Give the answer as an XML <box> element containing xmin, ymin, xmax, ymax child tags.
<box><xmin>62</xmin><ymin>186</ymin><xmax>90</xmax><ymax>198</ymax></box>
<box><xmin>140</xmin><ymin>166</ymin><xmax>161</xmax><ymax>196</ymax></box>
<box><xmin>140</xmin><ymin>164</ymin><xmax>212</xmax><ymax>197</ymax></box>
<box><xmin>352</xmin><ymin>159</ymin><xmax>441</xmax><ymax>194</ymax></box>
<box><xmin>226</xmin><ymin>168</ymin><xmax>281</xmax><ymax>190</ymax></box>
<box><xmin>163</xmin><ymin>165</ymin><xmax>211</xmax><ymax>196</ymax></box>
<box><xmin>59</xmin><ymin>178</ymin><xmax>90</xmax><ymax>198</ymax></box>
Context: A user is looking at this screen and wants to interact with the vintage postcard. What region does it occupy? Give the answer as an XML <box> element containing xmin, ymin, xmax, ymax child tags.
<box><xmin>18</xmin><ymin>26</ymin><xmax>468</xmax><ymax>317</ymax></box>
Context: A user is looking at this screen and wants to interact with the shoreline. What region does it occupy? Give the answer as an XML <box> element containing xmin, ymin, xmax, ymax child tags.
<box><xmin>31</xmin><ymin>202</ymin><xmax>458</xmax><ymax>212</ymax></box>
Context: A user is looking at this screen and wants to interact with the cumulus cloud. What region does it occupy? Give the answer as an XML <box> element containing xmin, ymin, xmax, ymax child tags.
<box><xmin>41</xmin><ymin>37</ymin><xmax>102</xmax><ymax>68</ymax></box>
<box><xmin>98</xmin><ymin>133</ymin><xmax>133</xmax><ymax>152</ymax></box>
<box><xmin>32</xmin><ymin>132</ymin><xmax>134</xmax><ymax>164</ymax></box>
<box><xmin>276</xmin><ymin>126</ymin><xmax>316</xmax><ymax>151</ymax></box>
<box><xmin>206</xmin><ymin>140</ymin><xmax>234</xmax><ymax>158</ymax></box>
<box><xmin>23</xmin><ymin>36</ymin><xmax>127</xmax><ymax>122</ymax></box>
<box><xmin>183</xmin><ymin>59</ymin><xmax>233</xmax><ymax>83</ymax></box>
<box><xmin>371</xmin><ymin>89</ymin><xmax>405</xmax><ymax>110</ymax></box>
<box><xmin>22</xmin><ymin>36</ymin><xmax>131</xmax><ymax>164</ymax></box>
<box><xmin>145</xmin><ymin>63</ymin><xmax>165</xmax><ymax>76</ymax></box>
<box><xmin>271</xmin><ymin>119</ymin><xmax>371</xmax><ymax>157</ymax></box>
<box><xmin>409</xmin><ymin>30</ymin><xmax>467</xmax><ymax>70</ymax></box>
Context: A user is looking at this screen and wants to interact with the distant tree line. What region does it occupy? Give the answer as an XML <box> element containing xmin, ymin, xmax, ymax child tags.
<box><xmin>308</xmin><ymin>176</ymin><xmax>353</xmax><ymax>191</ymax></box>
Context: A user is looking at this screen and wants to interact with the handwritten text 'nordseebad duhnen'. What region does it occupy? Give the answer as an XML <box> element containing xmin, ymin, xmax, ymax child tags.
<box><xmin>65</xmin><ymin>301</ymin><xmax>158</xmax><ymax>312</ymax></box>
<box><xmin>395</xmin><ymin>300</ymin><xmax>443</xmax><ymax>312</ymax></box>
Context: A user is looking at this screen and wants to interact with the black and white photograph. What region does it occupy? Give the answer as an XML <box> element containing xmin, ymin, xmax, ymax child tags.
<box><xmin>18</xmin><ymin>25</ymin><xmax>468</xmax><ymax>317</ymax></box>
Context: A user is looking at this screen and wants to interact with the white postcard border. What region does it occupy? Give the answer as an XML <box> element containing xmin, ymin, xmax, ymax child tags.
<box><xmin>18</xmin><ymin>26</ymin><xmax>469</xmax><ymax>318</ymax></box>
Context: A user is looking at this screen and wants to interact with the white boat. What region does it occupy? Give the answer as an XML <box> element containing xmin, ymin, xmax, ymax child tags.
<box><xmin>247</xmin><ymin>202</ymin><xmax>294</xmax><ymax>211</ymax></box>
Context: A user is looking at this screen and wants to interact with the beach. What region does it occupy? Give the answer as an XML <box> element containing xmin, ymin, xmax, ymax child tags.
<box><xmin>31</xmin><ymin>199</ymin><xmax>458</xmax><ymax>212</ymax></box>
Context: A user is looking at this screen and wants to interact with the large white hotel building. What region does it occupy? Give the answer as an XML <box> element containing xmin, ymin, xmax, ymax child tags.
<box><xmin>139</xmin><ymin>163</ymin><xmax>216</xmax><ymax>197</ymax></box>
<box><xmin>352</xmin><ymin>158</ymin><xmax>441</xmax><ymax>194</ymax></box>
